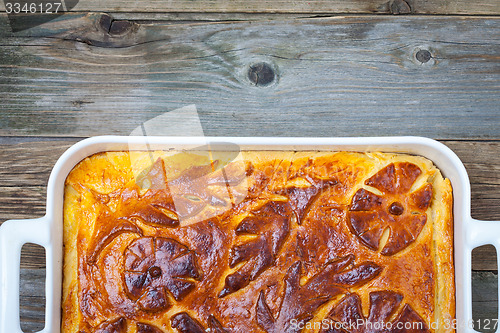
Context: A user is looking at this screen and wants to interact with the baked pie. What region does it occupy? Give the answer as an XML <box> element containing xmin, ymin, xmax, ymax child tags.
<box><xmin>62</xmin><ymin>150</ymin><xmax>454</xmax><ymax>333</ymax></box>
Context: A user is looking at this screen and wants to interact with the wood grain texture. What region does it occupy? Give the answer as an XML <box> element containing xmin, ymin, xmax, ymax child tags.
<box><xmin>19</xmin><ymin>269</ymin><xmax>46</xmax><ymax>333</ymax></box>
<box><xmin>473</xmin><ymin>245</ymin><xmax>498</xmax><ymax>272</ymax></box>
<box><xmin>472</xmin><ymin>271</ymin><xmax>498</xmax><ymax>333</ymax></box>
<box><xmin>1</xmin><ymin>0</ymin><xmax>499</xmax><ymax>15</ymax></box>
<box><xmin>0</xmin><ymin>14</ymin><xmax>499</xmax><ymax>138</ymax></box>
<box><xmin>0</xmin><ymin>186</ymin><xmax>47</xmax><ymax>220</ymax></box>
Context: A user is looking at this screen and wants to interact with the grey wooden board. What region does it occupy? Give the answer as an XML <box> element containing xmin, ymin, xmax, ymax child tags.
<box><xmin>473</xmin><ymin>271</ymin><xmax>499</xmax><ymax>333</ymax></box>
<box><xmin>19</xmin><ymin>269</ymin><xmax>46</xmax><ymax>333</ymax></box>
<box><xmin>0</xmin><ymin>14</ymin><xmax>499</xmax><ymax>138</ymax></box>
<box><xmin>15</xmin><ymin>269</ymin><xmax>500</xmax><ymax>333</ymax></box>
<box><xmin>1</xmin><ymin>0</ymin><xmax>499</xmax><ymax>15</ymax></box>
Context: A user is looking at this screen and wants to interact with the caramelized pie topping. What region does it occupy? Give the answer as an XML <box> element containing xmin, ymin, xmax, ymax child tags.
<box><xmin>220</xmin><ymin>201</ymin><xmax>292</xmax><ymax>297</ymax></box>
<box><xmin>256</xmin><ymin>257</ymin><xmax>382</xmax><ymax>333</ymax></box>
<box><xmin>123</xmin><ymin>237</ymin><xmax>202</xmax><ymax>312</ymax></box>
<box><xmin>62</xmin><ymin>151</ymin><xmax>454</xmax><ymax>333</ymax></box>
<box><xmin>136</xmin><ymin>323</ymin><xmax>164</xmax><ymax>333</ymax></box>
<box><xmin>322</xmin><ymin>291</ymin><xmax>429</xmax><ymax>333</ymax></box>
<box><xmin>348</xmin><ymin>162</ymin><xmax>433</xmax><ymax>255</ymax></box>
<box><xmin>93</xmin><ymin>317</ymin><xmax>127</xmax><ymax>333</ymax></box>
<box><xmin>171</xmin><ymin>312</ymin><xmax>228</xmax><ymax>333</ymax></box>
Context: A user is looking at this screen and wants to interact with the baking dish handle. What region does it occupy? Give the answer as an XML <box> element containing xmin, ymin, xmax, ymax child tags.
<box><xmin>465</xmin><ymin>218</ymin><xmax>500</xmax><ymax>333</ymax></box>
<box><xmin>0</xmin><ymin>216</ymin><xmax>51</xmax><ymax>333</ymax></box>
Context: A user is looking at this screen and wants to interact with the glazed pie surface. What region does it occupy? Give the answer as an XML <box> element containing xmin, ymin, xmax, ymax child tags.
<box><xmin>62</xmin><ymin>150</ymin><xmax>454</xmax><ymax>333</ymax></box>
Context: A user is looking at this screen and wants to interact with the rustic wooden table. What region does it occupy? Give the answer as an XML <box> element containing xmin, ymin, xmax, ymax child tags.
<box><xmin>0</xmin><ymin>0</ymin><xmax>499</xmax><ymax>331</ymax></box>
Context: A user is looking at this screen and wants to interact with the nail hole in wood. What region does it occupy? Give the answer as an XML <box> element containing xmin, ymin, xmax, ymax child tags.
<box><xmin>248</xmin><ymin>63</ymin><xmax>275</xmax><ymax>87</ymax></box>
<box><xmin>416</xmin><ymin>49</ymin><xmax>432</xmax><ymax>63</ymax></box>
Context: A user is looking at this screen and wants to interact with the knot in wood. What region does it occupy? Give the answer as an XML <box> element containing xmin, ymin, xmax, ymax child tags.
<box><xmin>99</xmin><ymin>14</ymin><xmax>134</xmax><ymax>36</ymax></box>
<box><xmin>109</xmin><ymin>20</ymin><xmax>134</xmax><ymax>36</ymax></box>
<box><xmin>415</xmin><ymin>49</ymin><xmax>432</xmax><ymax>63</ymax></box>
<box><xmin>248</xmin><ymin>63</ymin><xmax>275</xmax><ymax>87</ymax></box>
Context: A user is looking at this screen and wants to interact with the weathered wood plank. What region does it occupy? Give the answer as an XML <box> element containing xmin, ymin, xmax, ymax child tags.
<box><xmin>21</xmin><ymin>243</ymin><xmax>46</xmax><ymax>269</ymax></box>
<box><xmin>0</xmin><ymin>139</ymin><xmax>75</xmax><ymax>188</ymax></box>
<box><xmin>1</xmin><ymin>139</ymin><xmax>500</xmax><ymax>270</ymax></box>
<box><xmin>0</xmin><ymin>186</ymin><xmax>47</xmax><ymax>220</ymax></box>
<box><xmin>20</xmin><ymin>269</ymin><xmax>45</xmax><ymax>333</ymax></box>
<box><xmin>0</xmin><ymin>14</ymin><xmax>499</xmax><ymax>138</ymax></box>
<box><xmin>473</xmin><ymin>245</ymin><xmax>498</xmax><ymax>272</ymax></box>
<box><xmin>473</xmin><ymin>271</ymin><xmax>499</xmax><ymax>333</ymax></box>
<box><xmin>1</xmin><ymin>0</ymin><xmax>499</xmax><ymax>15</ymax></box>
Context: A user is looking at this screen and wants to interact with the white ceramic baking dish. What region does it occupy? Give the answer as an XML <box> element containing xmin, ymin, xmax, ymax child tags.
<box><xmin>0</xmin><ymin>136</ymin><xmax>498</xmax><ymax>333</ymax></box>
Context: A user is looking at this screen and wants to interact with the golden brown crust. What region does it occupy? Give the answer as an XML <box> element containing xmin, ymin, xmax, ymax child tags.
<box><xmin>62</xmin><ymin>151</ymin><xmax>455</xmax><ymax>333</ymax></box>
<box><xmin>433</xmin><ymin>178</ymin><xmax>455</xmax><ymax>333</ymax></box>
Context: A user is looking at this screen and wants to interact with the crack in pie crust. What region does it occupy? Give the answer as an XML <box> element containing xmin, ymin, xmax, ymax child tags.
<box><xmin>62</xmin><ymin>151</ymin><xmax>454</xmax><ymax>333</ymax></box>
